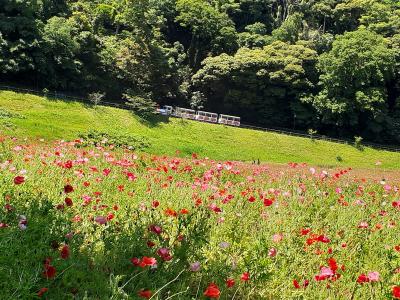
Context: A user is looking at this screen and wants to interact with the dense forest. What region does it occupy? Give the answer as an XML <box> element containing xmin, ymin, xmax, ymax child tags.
<box><xmin>1</xmin><ymin>0</ymin><xmax>400</xmax><ymax>143</ymax></box>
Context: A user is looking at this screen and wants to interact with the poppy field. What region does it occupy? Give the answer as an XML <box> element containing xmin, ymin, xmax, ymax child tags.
<box><xmin>1</xmin><ymin>136</ymin><xmax>400</xmax><ymax>299</ymax></box>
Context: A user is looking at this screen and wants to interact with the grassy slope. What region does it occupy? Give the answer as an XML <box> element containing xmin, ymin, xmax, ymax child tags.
<box><xmin>1</xmin><ymin>90</ymin><xmax>400</xmax><ymax>169</ymax></box>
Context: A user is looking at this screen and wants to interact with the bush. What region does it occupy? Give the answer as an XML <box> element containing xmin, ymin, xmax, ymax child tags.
<box><xmin>0</xmin><ymin>108</ymin><xmax>25</xmax><ymax>119</ymax></box>
<box><xmin>354</xmin><ymin>136</ymin><xmax>364</xmax><ymax>151</ymax></box>
<box><xmin>190</xmin><ymin>91</ymin><xmax>205</xmax><ymax>110</ymax></box>
<box><xmin>308</xmin><ymin>128</ymin><xmax>318</xmax><ymax>141</ymax></box>
<box><xmin>88</xmin><ymin>92</ymin><xmax>105</xmax><ymax>106</ymax></box>
<box><xmin>77</xmin><ymin>130</ymin><xmax>150</xmax><ymax>150</ymax></box>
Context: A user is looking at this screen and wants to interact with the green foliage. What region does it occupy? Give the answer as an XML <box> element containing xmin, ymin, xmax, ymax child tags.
<box><xmin>124</xmin><ymin>93</ymin><xmax>158</xmax><ymax>118</ymax></box>
<box><xmin>88</xmin><ymin>92</ymin><xmax>105</xmax><ymax>106</ymax></box>
<box><xmin>354</xmin><ymin>136</ymin><xmax>364</xmax><ymax>151</ymax></box>
<box><xmin>41</xmin><ymin>16</ymin><xmax>82</xmax><ymax>88</ymax></box>
<box><xmin>305</xmin><ymin>28</ymin><xmax>396</xmax><ymax>139</ymax></box>
<box><xmin>0</xmin><ymin>108</ymin><xmax>24</xmax><ymax>119</ymax></box>
<box><xmin>272</xmin><ymin>13</ymin><xmax>304</xmax><ymax>44</ymax></box>
<box><xmin>189</xmin><ymin>91</ymin><xmax>205</xmax><ymax>110</ymax></box>
<box><xmin>176</xmin><ymin>0</ymin><xmax>238</xmax><ymax>67</ymax></box>
<box><xmin>308</xmin><ymin>128</ymin><xmax>318</xmax><ymax>141</ymax></box>
<box><xmin>77</xmin><ymin>130</ymin><xmax>150</xmax><ymax>150</ymax></box>
<box><xmin>238</xmin><ymin>23</ymin><xmax>274</xmax><ymax>48</ymax></box>
<box><xmin>192</xmin><ymin>41</ymin><xmax>318</xmax><ymax>127</ymax></box>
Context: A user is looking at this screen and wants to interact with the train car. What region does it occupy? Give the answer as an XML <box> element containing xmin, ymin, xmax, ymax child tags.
<box><xmin>163</xmin><ymin>105</ymin><xmax>173</xmax><ymax>115</ymax></box>
<box><xmin>156</xmin><ymin>105</ymin><xmax>172</xmax><ymax>116</ymax></box>
<box><xmin>218</xmin><ymin>114</ymin><xmax>241</xmax><ymax>127</ymax></box>
<box><xmin>196</xmin><ymin>111</ymin><xmax>218</xmax><ymax>123</ymax></box>
<box><xmin>174</xmin><ymin>107</ymin><xmax>196</xmax><ymax>120</ymax></box>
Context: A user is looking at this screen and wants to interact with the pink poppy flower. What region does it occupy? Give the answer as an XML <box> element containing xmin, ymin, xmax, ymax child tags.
<box><xmin>367</xmin><ymin>271</ymin><xmax>380</xmax><ymax>282</ymax></box>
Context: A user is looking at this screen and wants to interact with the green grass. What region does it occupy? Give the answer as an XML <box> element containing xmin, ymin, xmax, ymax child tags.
<box><xmin>1</xmin><ymin>90</ymin><xmax>400</xmax><ymax>169</ymax></box>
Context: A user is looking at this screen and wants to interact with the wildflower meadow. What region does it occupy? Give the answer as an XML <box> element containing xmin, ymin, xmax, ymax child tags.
<box><xmin>1</xmin><ymin>136</ymin><xmax>400</xmax><ymax>299</ymax></box>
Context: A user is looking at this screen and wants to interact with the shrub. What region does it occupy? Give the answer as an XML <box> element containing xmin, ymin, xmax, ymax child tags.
<box><xmin>190</xmin><ymin>91</ymin><xmax>205</xmax><ymax>110</ymax></box>
<box><xmin>88</xmin><ymin>92</ymin><xmax>105</xmax><ymax>106</ymax></box>
<box><xmin>0</xmin><ymin>108</ymin><xmax>24</xmax><ymax>119</ymax></box>
<box><xmin>308</xmin><ymin>128</ymin><xmax>318</xmax><ymax>141</ymax></box>
<box><xmin>354</xmin><ymin>136</ymin><xmax>364</xmax><ymax>151</ymax></box>
<box><xmin>77</xmin><ymin>130</ymin><xmax>150</xmax><ymax>150</ymax></box>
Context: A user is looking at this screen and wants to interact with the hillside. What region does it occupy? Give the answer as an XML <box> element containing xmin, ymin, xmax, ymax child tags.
<box><xmin>1</xmin><ymin>1</ymin><xmax>399</xmax><ymax>145</ymax></box>
<box><xmin>1</xmin><ymin>90</ymin><xmax>400</xmax><ymax>170</ymax></box>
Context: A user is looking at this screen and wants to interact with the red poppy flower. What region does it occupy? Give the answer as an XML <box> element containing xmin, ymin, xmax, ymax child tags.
<box><xmin>248</xmin><ymin>196</ymin><xmax>256</xmax><ymax>203</ymax></box>
<box><xmin>60</xmin><ymin>245</ymin><xmax>70</xmax><ymax>259</ymax></box>
<box><xmin>204</xmin><ymin>283</ymin><xmax>220</xmax><ymax>298</ymax></box>
<box><xmin>138</xmin><ymin>289</ymin><xmax>152</xmax><ymax>299</ymax></box>
<box><xmin>43</xmin><ymin>264</ymin><xmax>56</xmax><ymax>279</ymax></box>
<box><xmin>357</xmin><ymin>274</ymin><xmax>369</xmax><ymax>284</ymax></box>
<box><xmin>64</xmin><ymin>184</ymin><xmax>74</xmax><ymax>194</ymax></box>
<box><xmin>328</xmin><ymin>258</ymin><xmax>338</xmax><ymax>273</ymax></box>
<box><xmin>226</xmin><ymin>278</ymin><xmax>235</xmax><ymax>288</ymax></box>
<box><xmin>293</xmin><ymin>279</ymin><xmax>301</xmax><ymax>289</ymax></box>
<box><xmin>180</xmin><ymin>208</ymin><xmax>189</xmax><ymax>214</ymax></box>
<box><xmin>63</xmin><ymin>160</ymin><xmax>73</xmax><ymax>169</ymax></box>
<box><xmin>14</xmin><ymin>176</ymin><xmax>25</xmax><ymax>185</ymax></box>
<box><xmin>37</xmin><ymin>287</ymin><xmax>48</xmax><ymax>297</ymax></box>
<box><xmin>317</xmin><ymin>235</ymin><xmax>330</xmax><ymax>243</ymax></box>
<box><xmin>393</xmin><ymin>286</ymin><xmax>400</xmax><ymax>299</ymax></box>
<box><xmin>131</xmin><ymin>257</ymin><xmax>140</xmax><ymax>266</ymax></box>
<box><xmin>165</xmin><ymin>208</ymin><xmax>177</xmax><ymax>217</ymax></box>
<box><xmin>65</xmin><ymin>197</ymin><xmax>73</xmax><ymax>207</ymax></box>
<box><xmin>241</xmin><ymin>272</ymin><xmax>250</xmax><ymax>281</ymax></box>
<box><xmin>301</xmin><ymin>228</ymin><xmax>311</xmax><ymax>236</ymax></box>
<box><xmin>264</xmin><ymin>198</ymin><xmax>273</xmax><ymax>206</ymax></box>
<box><xmin>141</xmin><ymin>256</ymin><xmax>157</xmax><ymax>266</ymax></box>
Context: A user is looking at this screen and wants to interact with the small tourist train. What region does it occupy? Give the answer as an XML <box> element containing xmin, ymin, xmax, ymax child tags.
<box><xmin>157</xmin><ymin>106</ymin><xmax>241</xmax><ymax>127</ymax></box>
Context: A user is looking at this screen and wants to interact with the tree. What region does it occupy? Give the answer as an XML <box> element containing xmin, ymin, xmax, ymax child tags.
<box><xmin>305</xmin><ymin>29</ymin><xmax>396</xmax><ymax>140</ymax></box>
<box><xmin>358</xmin><ymin>0</ymin><xmax>400</xmax><ymax>37</ymax></box>
<box><xmin>176</xmin><ymin>0</ymin><xmax>238</xmax><ymax>68</ymax></box>
<box><xmin>40</xmin><ymin>16</ymin><xmax>81</xmax><ymax>89</ymax></box>
<box><xmin>124</xmin><ymin>93</ymin><xmax>157</xmax><ymax>118</ymax></box>
<box><xmin>192</xmin><ymin>41</ymin><xmax>318</xmax><ymax>127</ymax></box>
<box><xmin>238</xmin><ymin>23</ymin><xmax>274</xmax><ymax>48</ymax></box>
<box><xmin>272</xmin><ymin>12</ymin><xmax>304</xmax><ymax>44</ymax></box>
<box><xmin>0</xmin><ymin>0</ymin><xmax>43</xmax><ymax>76</ymax></box>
